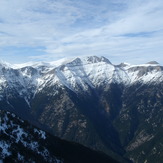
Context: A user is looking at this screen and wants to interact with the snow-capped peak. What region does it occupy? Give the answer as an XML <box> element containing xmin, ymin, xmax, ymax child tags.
<box><xmin>11</xmin><ymin>56</ymin><xmax>112</xmax><ymax>69</ymax></box>
<box><xmin>0</xmin><ymin>56</ymin><xmax>162</xmax><ymax>103</ymax></box>
<box><xmin>12</xmin><ymin>61</ymin><xmax>51</xmax><ymax>69</ymax></box>
<box><xmin>118</xmin><ymin>62</ymin><xmax>131</xmax><ymax>67</ymax></box>
<box><xmin>122</xmin><ymin>62</ymin><xmax>161</xmax><ymax>71</ymax></box>
<box><xmin>80</xmin><ymin>56</ymin><xmax>112</xmax><ymax>64</ymax></box>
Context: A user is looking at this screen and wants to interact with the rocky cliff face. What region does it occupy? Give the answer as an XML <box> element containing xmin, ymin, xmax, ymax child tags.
<box><xmin>0</xmin><ymin>56</ymin><xmax>162</xmax><ymax>162</ymax></box>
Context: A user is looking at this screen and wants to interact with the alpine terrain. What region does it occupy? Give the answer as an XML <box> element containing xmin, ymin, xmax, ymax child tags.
<box><xmin>0</xmin><ymin>56</ymin><xmax>163</xmax><ymax>162</ymax></box>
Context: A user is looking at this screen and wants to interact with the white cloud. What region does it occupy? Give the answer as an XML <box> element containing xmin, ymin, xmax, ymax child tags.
<box><xmin>0</xmin><ymin>0</ymin><xmax>163</xmax><ymax>64</ymax></box>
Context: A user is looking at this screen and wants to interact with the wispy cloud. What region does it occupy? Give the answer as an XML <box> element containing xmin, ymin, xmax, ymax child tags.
<box><xmin>0</xmin><ymin>0</ymin><xmax>163</xmax><ymax>64</ymax></box>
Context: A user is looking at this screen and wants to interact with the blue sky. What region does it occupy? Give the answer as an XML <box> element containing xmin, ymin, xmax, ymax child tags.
<box><xmin>0</xmin><ymin>0</ymin><xmax>163</xmax><ymax>65</ymax></box>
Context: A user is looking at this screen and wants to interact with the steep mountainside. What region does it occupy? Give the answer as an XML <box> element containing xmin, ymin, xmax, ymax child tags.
<box><xmin>0</xmin><ymin>110</ymin><xmax>118</xmax><ymax>163</ymax></box>
<box><xmin>0</xmin><ymin>56</ymin><xmax>163</xmax><ymax>162</ymax></box>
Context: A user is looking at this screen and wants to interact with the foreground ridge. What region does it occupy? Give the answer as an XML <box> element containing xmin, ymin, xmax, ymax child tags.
<box><xmin>0</xmin><ymin>110</ymin><xmax>118</xmax><ymax>163</ymax></box>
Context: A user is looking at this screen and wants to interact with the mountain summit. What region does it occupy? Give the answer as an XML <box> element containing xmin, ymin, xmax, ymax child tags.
<box><xmin>146</xmin><ymin>61</ymin><xmax>159</xmax><ymax>65</ymax></box>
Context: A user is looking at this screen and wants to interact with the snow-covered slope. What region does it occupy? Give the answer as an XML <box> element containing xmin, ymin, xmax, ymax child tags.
<box><xmin>0</xmin><ymin>56</ymin><xmax>162</xmax><ymax>102</ymax></box>
<box><xmin>0</xmin><ymin>110</ymin><xmax>62</xmax><ymax>162</ymax></box>
<box><xmin>121</xmin><ymin>62</ymin><xmax>163</xmax><ymax>84</ymax></box>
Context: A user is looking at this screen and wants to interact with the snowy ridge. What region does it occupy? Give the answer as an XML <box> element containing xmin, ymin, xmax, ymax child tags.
<box><xmin>0</xmin><ymin>56</ymin><xmax>162</xmax><ymax>103</ymax></box>
<box><xmin>0</xmin><ymin>110</ymin><xmax>62</xmax><ymax>162</ymax></box>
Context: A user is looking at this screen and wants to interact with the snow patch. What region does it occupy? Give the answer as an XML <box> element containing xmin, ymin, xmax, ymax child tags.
<box><xmin>0</xmin><ymin>141</ymin><xmax>11</xmax><ymax>158</ymax></box>
<box><xmin>34</xmin><ymin>129</ymin><xmax>46</xmax><ymax>139</ymax></box>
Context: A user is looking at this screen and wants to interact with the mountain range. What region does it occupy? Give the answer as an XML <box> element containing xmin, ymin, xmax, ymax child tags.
<box><xmin>0</xmin><ymin>56</ymin><xmax>163</xmax><ymax>162</ymax></box>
